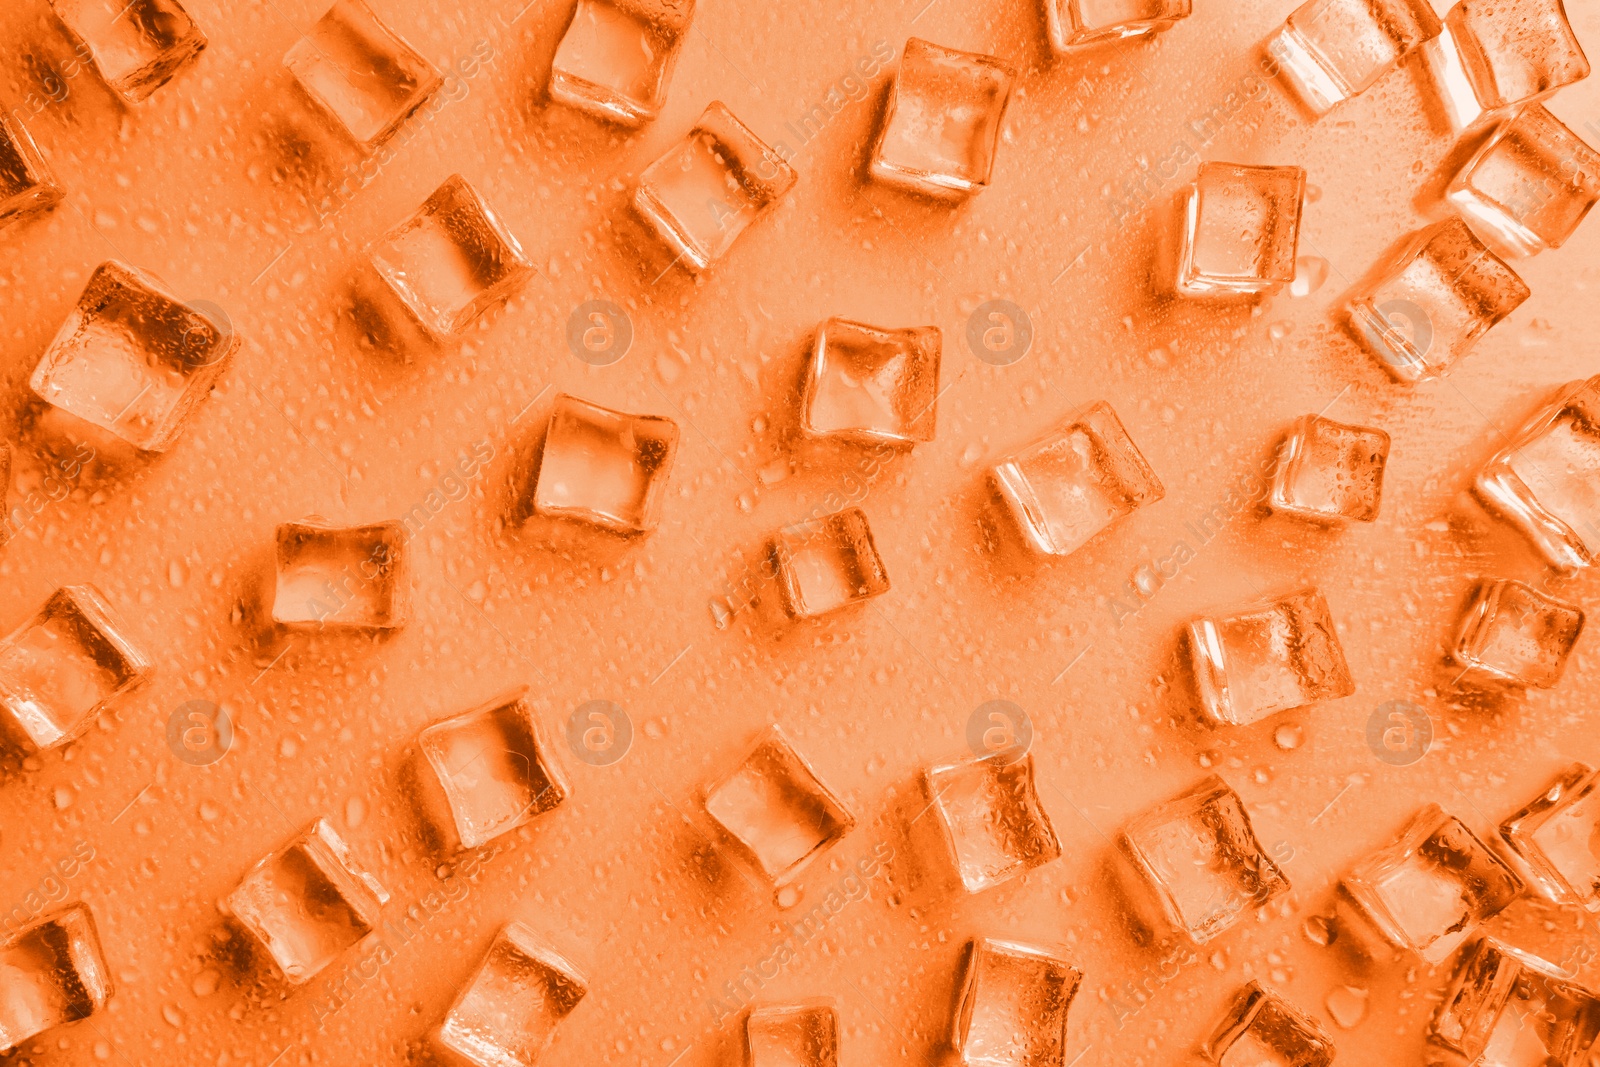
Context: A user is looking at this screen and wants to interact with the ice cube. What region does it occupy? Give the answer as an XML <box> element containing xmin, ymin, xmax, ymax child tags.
<box><xmin>868</xmin><ymin>38</ymin><xmax>1016</xmax><ymax>201</ymax></box>
<box><xmin>0</xmin><ymin>114</ymin><xmax>62</xmax><ymax>230</ymax></box>
<box><xmin>989</xmin><ymin>401</ymin><xmax>1164</xmax><ymax>557</ymax></box>
<box><xmin>528</xmin><ymin>394</ymin><xmax>679</xmax><ymax>535</ymax></box>
<box><xmin>1445</xmin><ymin>0</ymin><xmax>1590</xmax><ymax>117</ymax></box>
<box><xmin>703</xmin><ymin>726</ymin><xmax>855</xmax><ymax>885</ymax></box>
<box><xmin>950</xmin><ymin>938</ymin><xmax>1081</xmax><ymax>1067</ymax></box>
<box><xmin>50</xmin><ymin>0</ymin><xmax>208</xmax><ymax>101</ymax></box>
<box><xmin>0</xmin><ymin>903</ymin><xmax>112</xmax><ymax>1053</ymax></box>
<box><xmin>29</xmin><ymin>261</ymin><xmax>236</xmax><ymax>452</ymax></box>
<box><xmin>417</xmin><ymin>687</ymin><xmax>569</xmax><ymax>851</ymax></box>
<box><xmin>1501</xmin><ymin>763</ymin><xmax>1600</xmax><ymax>911</ymax></box>
<box><xmin>800</xmin><ymin>318</ymin><xmax>942</xmax><ymax>446</ymax></box>
<box><xmin>271</xmin><ymin>519</ymin><xmax>408</xmax><ymax>630</ymax></box>
<box><xmin>371</xmin><ymin>174</ymin><xmax>532</xmax><ymax>338</ymax></box>
<box><xmin>1474</xmin><ymin>375</ymin><xmax>1600</xmax><ymax>570</ymax></box>
<box><xmin>1185</xmin><ymin>588</ymin><xmax>1354</xmax><ymax>727</ymax></box>
<box><xmin>1269</xmin><ymin>415</ymin><xmax>1391</xmax><ymax>523</ymax></box>
<box><xmin>1044</xmin><ymin>0</ymin><xmax>1193</xmax><ymax>52</ymax></box>
<box><xmin>0</xmin><ymin>585</ymin><xmax>152</xmax><ymax>752</ymax></box>
<box><xmin>1448</xmin><ymin>104</ymin><xmax>1600</xmax><ymax>258</ymax></box>
<box><xmin>1336</xmin><ymin>804</ymin><xmax>1522</xmax><ymax>963</ymax></box>
<box><xmin>285</xmin><ymin>0</ymin><xmax>443</xmax><ymax>147</ymax></box>
<box><xmin>1175</xmin><ymin>162</ymin><xmax>1305</xmax><ymax>297</ymax></box>
<box><xmin>223</xmin><ymin>818</ymin><xmax>388</xmax><ymax>984</ymax></box>
<box><xmin>1115</xmin><ymin>775</ymin><xmax>1291</xmax><ymax>944</ymax></box>
<box><xmin>1429</xmin><ymin>938</ymin><xmax>1600</xmax><ymax>1067</ymax></box>
<box><xmin>632</xmin><ymin>101</ymin><xmax>797</xmax><ymax>272</ymax></box>
<box><xmin>1451</xmin><ymin>578</ymin><xmax>1584</xmax><ymax>689</ymax></box>
<box><xmin>549</xmin><ymin>0</ymin><xmax>694</xmax><ymax>127</ymax></box>
<box><xmin>437</xmin><ymin>922</ymin><xmax>586</xmax><ymax>1067</ymax></box>
<box><xmin>1344</xmin><ymin>217</ymin><xmax>1530</xmax><ymax>382</ymax></box>
<box><xmin>769</xmin><ymin>506</ymin><xmax>891</xmax><ymax>619</ymax></box>
<box><xmin>1203</xmin><ymin>983</ymin><xmax>1335</xmax><ymax>1067</ymax></box>
<box><xmin>925</xmin><ymin>752</ymin><xmax>1063</xmax><ymax>893</ymax></box>
<box><xmin>1268</xmin><ymin>0</ymin><xmax>1442</xmax><ymax>115</ymax></box>
<box><xmin>746</xmin><ymin>1002</ymin><xmax>839</xmax><ymax>1067</ymax></box>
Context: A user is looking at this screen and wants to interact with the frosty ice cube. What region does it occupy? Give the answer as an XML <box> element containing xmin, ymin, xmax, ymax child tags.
<box><xmin>436</xmin><ymin>923</ymin><xmax>587</xmax><ymax>1067</ymax></box>
<box><xmin>1429</xmin><ymin>938</ymin><xmax>1600</xmax><ymax>1067</ymax></box>
<box><xmin>271</xmin><ymin>519</ymin><xmax>407</xmax><ymax>630</ymax></box>
<box><xmin>29</xmin><ymin>261</ymin><xmax>236</xmax><ymax>452</ymax></box>
<box><xmin>868</xmin><ymin>38</ymin><xmax>1015</xmax><ymax>201</ymax></box>
<box><xmin>1115</xmin><ymin>775</ymin><xmax>1290</xmax><ymax>944</ymax></box>
<box><xmin>1269</xmin><ymin>415</ymin><xmax>1391</xmax><ymax>524</ymax></box>
<box><xmin>1202</xmin><ymin>983</ymin><xmax>1335</xmax><ymax>1067</ymax></box>
<box><xmin>529</xmin><ymin>394</ymin><xmax>679</xmax><ymax>535</ymax></box>
<box><xmin>950</xmin><ymin>938</ymin><xmax>1081</xmax><ymax>1067</ymax></box>
<box><xmin>285</xmin><ymin>0</ymin><xmax>443</xmax><ymax>147</ymax></box>
<box><xmin>769</xmin><ymin>506</ymin><xmax>891</xmax><ymax>619</ymax></box>
<box><xmin>1501</xmin><ymin>763</ymin><xmax>1600</xmax><ymax>911</ymax></box>
<box><xmin>1176</xmin><ymin>162</ymin><xmax>1305</xmax><ymax>297</ymax></box>
<box><xmin>989</xmin><ymin>402</ymin><xmax>1164</xmax><ymax>557</ymax></box>
<box><xmin>549</xmin><ymin>0</ymin><xmax>694</xmax><ymax>127</ymax></box>
<box><xmin>1474</xmin><ymin>375</ymin><xmax>1600</xmax><ymax>570</ymax></box>
<box><xmin>0</xmin><ymin>585</ymin><xmax>152</xmax><ymax>752</ymax></box>
<box><xmin>50</xmin><ymin>0</ymin><xmax>208</xmax><ymax>102</ymax></box>
<box><xmin>0</xmin><ymin>114</ymin><xmax>62</xmax><ymax>229</ymax></box>
<box><xmin>801</xmin><ymin>318</ymin><xmax>942</xmax><ymax>446</ymax></box>
<box><xmin>1268</xmin><ymin>0</ymin><xmax>1442</xmax><ymax>115</ymax></box>
<box><xmin>371</xmin><ymin>174</ymin><xmax>532</xmax><ymax>338</ymax></box>
<box><xmin>746</xmin><ymin>1002</ymin><xmax>839</xmax><ymax>1067</ymax></box>
<box><xmin>1336</xmin><ymin>804</ymin><xmax>1522</xmax><ymax>963</ymax></box>
<box><xmin>1044</xmin><ymin>0</ymin><xmax>1192</xmax><ymax>52</ymax></box>
<box><xmin>703</xmin><ymin>726</ymin><xmax>855</xmax><ymax>885</ymax></box>
<box><xmin>0</xmin><ymin>903</ymin><xmax>112</xmax><ymax>1053</ymax></box>
<box><xmin>1184</xmin><ymin>588</ymin><xmax>1354</xmax><ymax>727</ymax></box>
<box><xmin>1427</xmin><ymin>0</ymin><xmax>1590</xmax><ymax>131</ymax></box>
<box><xmin>417</xmin><ymin>686</ymin><xmax>570</xmax><ymax>852</ymax></box>
<box><xmin>633</xmin><ymin>101</ymin><xmax>797</xmax><ymax>272</ymax></box>
<box><xmin>223</xmin><ymin>818</ymin><xmax>388</xmax><ymax>984</ymax></box>
<box><xmin>1451</xmin><ymin>578</ymin><xmax>1584</xmax><ymax>688</ymax></box>
<box><xmin>1345</xmin><ymin>217</ymin><xmax>1529</xmax><ymax>382</ymax></box>
<box><xmin>1448</xmin><ymin>104</ymin><xmax>1600</xmax><ymax>258</ymax></box>
<box><xmin>925</xmin><ymin>752</ymin><xmax>1062</xmax><ymax>893</ymax></box>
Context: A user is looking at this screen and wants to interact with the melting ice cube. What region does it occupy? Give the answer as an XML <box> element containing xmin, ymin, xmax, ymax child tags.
<box><xmin>925</xmin><ymin>752</ymin><xmax>1062</xmax><ymax>892</ymax></box>
<box><xmin>1044</xmin><ymin>0</ymin><xmax>1192</xmax><ymax>52</ymax></box>
<box><xmin>801</xmin><ymin>318</ymin><xmax>942</xmax><ymax>446</ymax></box>
<box><xmin>0</xmin><ymin>114</ymin><xmax>62</xmax><ymax>230</ymax></box>
<box><xmin>951</xmin><ymin>937</ymin><xmax>1081</xmax><ymax>1067</ymax></box>
<box><xmin>769</xmin><ymin>507</ymin><xmax>891</xmax><ymax>619</ymax></box>
<box><xmin>271</xmin><ymin>519</ymin><xmax>408</xmax><ymax>630</ymax></box>
<box><xmin>1269</xmin><ymin>415</ymin><xmax>1390</xmax><ymax>524</ymax></box>
<box><xmin>529</xmin><ymin>394</ymin><xmax>679</xmax><ymax>535</ymax></box>
<box><xmin>1429</xmin><ymin>938</ymin><xmax>1600</xmax><ymax>1067</ymax></box>
<box><xmin>1202</xmin><ymin>982</ymin><xmax>1335</xmax><ymax>1067</ymax></box>
<box><xmin>1500</xmin><ymin>762</ymin><xmax>1600</xmax><ymax>911</ymax></box>
<box><xmin>436</xmin><ymin>923</ymin><xmax>587</xmax><ymax>1067</ymax></box>
<box><xmin>549</xmin><ymin>0</ymin><xmax>694</xmax><ymax>127</ymax></box>
<box><xmin>1451</xmin><ymin>578</ymin><xmax>1584</xmax><ymax>689</ymax></box>
<box><xmin>1424</xmin><ymin>0</ymin><xmax>1591</xmax><ymax>132</ymax></box>
<box><xmin>1268</xmin><ymin>0</ymin><xmax>1442</xmax><ymax>115</ymax></box>
<box><xmin>0</xmin><ymin>903</ymin><xmax>112</xmax><ymax>1053</ymax></box>
<box><xmin>1448</xmin><ymin>104</ymin><xmax>1600</xmax><ymax>258</ymax></box>
<box><xmin>1176</xmin><ymin>162</ymin><xmax>1305</xmax><ymax>297</ymax></box>
<box><xmin>746</xmin><ymin>1002</ymin><xmax>839</xmax><ymax>1067</ymax></box>
<box><xmin>50</xmin><ymin>0</ymin><xmax>208</xmax><ymax>101</ymax></box>
<box><xmin>285</xmin><ymin>0</ymin><xmax>443</xmax><ymax>147</ymax></box>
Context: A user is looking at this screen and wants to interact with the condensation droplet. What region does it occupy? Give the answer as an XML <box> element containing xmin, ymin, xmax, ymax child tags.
<box><xmin>1274</xmin><ymin>724</ymin><xmax>1303</xmax><ymax>750</ymax></box>
<box><xmin>1326</xmin><ymin>985</ymin><xmax>1368</xmax><ymax>1029</ymax></box>
<box><xmin>1302</xmin><ymin>915</ymin><xmax>1336</xmax><ymax>946</ymax></box>
<box><xmin>775</xmin><ymin>886</ymin><xmax>800</xmax><ymax>909</ymax></box>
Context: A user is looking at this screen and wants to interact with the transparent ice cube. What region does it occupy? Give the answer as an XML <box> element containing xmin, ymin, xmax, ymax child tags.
<box><xmin>801</xmin><ymin>318</ymin><xmax>942</xmax><ymax>446</ymax></box>
<box><xmin>223</xmin><ymin>818</ymin><xmax>389</xmax><ymax>984</ymax></box>
<box><xmin>1115</xmin><ymin>775</ymin><xmax>1291</xmax><ymax>944</ymax></box>
<box><xmin>1176</xmin><ymin>162</ymin><xmax>1306</xmax><ymax>297</ymax></box>
<box><xmin>1344</xmin><ymin>217</ymin><xmax>1530</xmax><ymax>382</ymax></box>
<box><xmin>1429</xmin><ymin>938</ymin><xmax>1600</xmax><ymax>1067</ymax></box>
<box><xmin>0</xmin><ymin>903</ymin><xmax>112</xmax><ymax>1053</ymax></box>
<box><xmin>703</xmin><ymin>726</ymin><xmax>855</xmax><ymax>885</ymax></box>
<box><xmin>1444</xmin><ymin>0</ymin><xmax>1590</xmax><ymax>119</ymax></box>
<box><xmin>1185</xmin><ymin>588</ymin><xmax>1354</xmax><ymax>727</ymax></box>
<box><xmin>0</xmin><ymin>585</ymin><xmax>152</xmax><ymax>752</ymax></box>
<box><xmin>29</xmin><ymin>261</ymin><xmax>236</xmax><ymax>452</ymax></box>
<box><xmin>436</xmin><ymin>922</ymin><xmax>587</xmax><ymax>1067</ymax></box>
<box><xmin>1501</xmin><ymin>763</ymin><xmax>1600</xmax><ymax>911</ymax></box>
<box><xmin>417</xmin><ymin>687</ymin><xmax>570</xmax><ymax>852</ymax></box>
<box><xmin>1044</xmin><ymin>0</ymin><xmax>1193</xmax><ymax>52</ymax></box>
<box><xmin>1269</xmin><ymin>415</ymin><xmax>1391</xmax><ymax>523</ymax></box>
<box><xmin>633</xmin><ymin>101</ymin><xmax>798</xmax><ymax>272</ymax></box>
<box><xmin>769</xmin><ymin>506</ymin><xmax>891</xmax><ymax>619</ymax></box>
<box><xmin>529</xmin><ymin>394</ymin><xmax>679</xmax><ymax>535</ymax></box>
<box><xmin>989</xmin><ymin>401</ymin><xmax>1164</xmax><ymax>557</ymax></box>
<box><xmin>1202</xmin><ymin>982</ymin><xmax>1335</xmax><ymax>1067</ymax></box>
<box><xmin>1448</xmin><ymin>104</ymin><xmax>1600</xmax><ymax>258</ymax></box>
<box><xmin>1268</xmin><ymin>0</ymin><xmax>1442</xmax><ymax>115</ymax></box>
<box><xmin>0</xmin><ymin>114</ymin><xmax>62</xmax><ymax>230</ymax></box>
<box><xmin>1451</xmin><ymin>578</ymin><xmax>1584</xmax><ymax>689</ymax></box>
<box><xmin>925</xmin><ymin>752</ymin><xmax>1063</xmax><ymax>893</ymax></box>
<box><xmin>869</xmin><ymin>37</ymin><xmax>1016</xmax><ymax>201</ymax></box>
<box><xmin>746</xmin><ymin>1002</ymin><xmax>839</xmax><ymax>1067</ymax></box>
<box><xmin>371</xmin><ymin>174</ymin><xmax>532</xmax><ymax>338</ymax></box>
<box><xmin>549</xmin><ymin>0</ymin><xmax>694</xmax><ymax>127</ymax></box>
<box><xmin>1337</xmin><ymin>804</ymin><xmax>1522</xmax><ymax>963</ymax></box>
<box><xmin>49</xmin><ymin>0</ymin><xmax>208</xmax><ymax>102</ymax></box>
<box><xmin>950</xmin><ymin>938</ymin><xmax>1081</xmax><ymax>1067</ymax></box>
<box><xmin>271</xmin><ymin>519</ymin><xmax>408</xmax><ymax>630</ymax></box>
<box><xmin>1474</xmin><ymin>375</ymin><xmax>1600</xmax><ymax>570</ymax></box>
<box><xmin>285</xmin><ymin>0</ymin><xmax>443</xmax><ymax>147</ymax></box>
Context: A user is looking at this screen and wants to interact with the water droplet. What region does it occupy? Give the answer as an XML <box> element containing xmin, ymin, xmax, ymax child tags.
<box><xmin>1290</xmin><ymin>256</ymin><xmax>1330</xmax><ymax>298</ymax></box>
<box><xmin>1274</xmin><ymin>724</ymin><xmax>1304</xmax><ymax>750</ymax></box>
<box><xmin>169</xmin><ymin>560</ymin><xmax>186</xmax><ymax>587</ymax></box>
<box><xmin>1269</xmin><ymin>320</ymin><xmax>1294</xmax><ymax>341</ymax></box>
<box><xmin>54</xmin><ymin>787</ymin><xmax>74</xmax><ymax>810</ymax></box>
<box><xmin>1302</xmin><ymin>915</ymin><xmax>1336</xmax><ymax>946</ymax></box>
<box><xmin>775</xmin><ymin>886</ymin><xmax>800</xmax><ymax>909</ymax></box>
<box><xmin>199</xmin><ymin>800</ymin><xmax>220</xmax><ymax>821</ymax></box>
<box><xmin>1326</xmin><ymin>985</ymin><xmax>1368</xmax><ymax>1029</ymax></box>
<box><xmin>192</xmin><ymin>969</ymin><xmax>221</xmax><ymax>997</ymax></box>
<box><xmin>346</xmin><ymin>797</ymin><xmax>366</xmax><ymax>828</ymax></box>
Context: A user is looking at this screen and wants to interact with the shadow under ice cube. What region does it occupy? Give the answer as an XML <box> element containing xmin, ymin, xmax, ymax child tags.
<box><xmin>951</xmin><ymin>937</ymin><xmax>1081</xmax><ymax>1067</ymax></box>
<box><xmin>1176</xmin><ymin>162</ymin><xmax>1305</xmax><ymax>297</ymax></box>
<box><xmin>801</xmin><ymin>318</ymin><xmax>942</xmax><ymax>445</ymax></box>
<box><xmin>271</xmin><ymin>519</ymin><xmax>407</xmax><ymax>630</ymax></box>
<box><xmin>550</xmin><ymin>0</ymin><xmax>694</xmax><ymax>127</ymax></box>
<box><xmin>1448</xmin><ymin>104</ymin><xmax>1600</xmax><ymax>258</ymax></box>
<box><xmin>0</xmin><ymin>115</ymin><xmax>62</xmax><ymax>230</ymax></box>
<box><xmin>746</xmin><ymin>1002</ymin><xmax>839</xmax><ymax>1067</ymax></box>
<box><xmin>1500</xmin><ymin>762</ymin><xmax>1600</xmax><ymax>911</ymax></box>
<box><xmin>1044</xmin><ymin>0</ymin><xmax>1192</xmax><ymax>52</ymax></box>
<box><xmin>1451</xmin><ymin>578</ymin><xmax>1584</xmax><ymax>689</ymax></box>
<box><xmin>530</xmin><ymin>394</ymin><xmax>679</xmax><ymax>535</ymax></box>
<box><xmin>1429</xmin><ymin>938</ymin><xmax>1600</xmax><ymax>1067</ymax></box>
<box><xmin>1270</xmin><ymin>415</ymin><xmax>1390</xmax><ymax>523</ymax></box>
<box><xmin>770</xmin><ymin>506</ymin><xmax>891</xmax><ymax>619</ymax></box>
<box><xmin>50</xmin><ymin>0</ymin><xmax>208</xmax><ymax>102</ymax></box>
<box><xmin>438</xmin><ymin>923</ymin><xmax>586</xmax><ymax>1067</ymax></box>
<box><xmin>285</xmin><ymin>0</ymin><xmax>443</xmax><ymax>147</ymax></box>
<box><xmin>224</xmin><ymin>818</ymin><xmax>389</xmax><ymax>984</ymax></box>
<box><xmin>1203</xmin><ymin>982</ymin><xmax>1335</xmax><ymax>1067</ymax></box>
<box><xmin>1268</xmin><ymin>0</ymin><xmax>1441</xmax><ymax>115</ymax></box>
<box><xmin>0</xmin><ymin>903</ymin><xmax>112</xmax><ymax>1053</ymax></box>
<box><xmin>0</xmin><ymin>584</ymin><xmax>151</xmax><ymax>752</ymax></box>
<box><xmin>1425</xmin><ymin>0</ymin><xmax>1590</xmax><ymax>132</ymax></box>
<box><xmin>925</xmin><ymin>752</ymin><xmax>1062</xmax><ymax>892</ymax></box>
